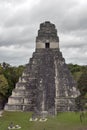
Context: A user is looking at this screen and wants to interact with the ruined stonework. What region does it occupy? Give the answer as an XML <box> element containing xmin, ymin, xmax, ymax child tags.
<box><xmin>4</xmin><ymin>21</ymin><xmax>79</xmax><ymax>115</ymax></box>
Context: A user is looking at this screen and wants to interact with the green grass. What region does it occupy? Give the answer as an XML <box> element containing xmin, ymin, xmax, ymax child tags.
<box><xmin>0</xmin><ymin>111</ymin><xmax>87</xmax><ymax>130</ymax></box>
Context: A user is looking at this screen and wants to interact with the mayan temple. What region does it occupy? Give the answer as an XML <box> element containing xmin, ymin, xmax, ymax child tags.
<box><xmin>4</xmin><ymin>21</ymin><xmax>79</xmax><ymax>116</ymax></box>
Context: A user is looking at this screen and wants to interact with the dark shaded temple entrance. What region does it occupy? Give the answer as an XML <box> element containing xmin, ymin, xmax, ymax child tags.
<box><xmin>45</xmin><ymin>43</ymin><xmax>50</xmax><ymax>48</ymax></box>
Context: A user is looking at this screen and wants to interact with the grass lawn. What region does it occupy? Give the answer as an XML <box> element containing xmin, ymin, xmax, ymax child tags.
<box><xmin>0</xmin><ymin>111</ymin><xmax>87</xmax><ymax>130</ymax></box>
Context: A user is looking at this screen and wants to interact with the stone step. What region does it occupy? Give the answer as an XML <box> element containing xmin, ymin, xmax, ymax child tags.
<box><xmin>4</xmin><ymin>104</ymin><xmax>34</xmax><ymax>111</ymax></box>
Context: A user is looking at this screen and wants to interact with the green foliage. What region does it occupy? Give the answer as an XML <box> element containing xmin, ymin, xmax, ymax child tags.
<box><xmin>68</xmin><ymin>64</ymin><xmax>87</xmax><ymax>82</ymax></box>
<box><xmin>2</xmin><ymin>62</ymin><xmax>10</xmax><ymax>69</ymax></box>
<box><xmin>84</xmin><ymin>93</ymin><xmax>87</xmax><ymax>98</ymax></box>
<box><xmin>0</xmin><ymin>62</ymin><xmax>25</xmax><ymax>109</ymax></box>
<box><xmin>0</xmin><ymin>65</ymin><xmax>9</xmax><ymax>108</ymax></box>
<box><xmin>0</xmin><ymin>66</ymin><xmax>3</xmax><ymax>74</ymax></box>
<box><xmin>0</xmin><ymin>64</ymin><xmax>9</xmax><ymax>99</ymax></box>
<box><xmin>68</xmin><ymin>64</ymin><xmax>87</xmax><ymax>96</ymax></box>
<box><xmin>0</xmin><ymin>74</ymin><xmax>9</xmax><ymax>97</ymax></box>
<box><xmin>2</xmin><ymin>63</ymin><xmax>25</xmax><ymax>96</ymax></box>
<box><xmin>78</xmin><ymin>70</ymin><xmax>87</xmax><ymax>95</ymax></box>
<box><xmin>68</xmin><ymin>64</ymin><xmax>87</xmax><ymax>110</ymax></box>
<box><xmin>68</xmin><ymin>64</ymin><xmax>87</xmax><ymax>74</ymax></box>
<box><xmin>68</xmin><ymin>64</ymin><xmax>81</xmax><ymax>73</ymax></box>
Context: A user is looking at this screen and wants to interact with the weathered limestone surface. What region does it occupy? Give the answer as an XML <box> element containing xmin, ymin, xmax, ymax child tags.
<box><xmin>4</xmin><ymin>21</ymin><xmax>79</xmax><ymax>115</ymax></box>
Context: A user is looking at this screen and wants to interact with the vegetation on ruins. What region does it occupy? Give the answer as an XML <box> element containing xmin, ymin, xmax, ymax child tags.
<box><xmin>68</xmin><ymin>64</ymin><xmax>87</xmax><ymax>95</ymax></box>
<box><xmin>0</xmin><ymin>62</ymin><xmax>25</xmax><ymax>109</ymax></box>
<box><xmin>0</xmin><ymin>62</ymin><xmax>87</xmax><ymax>109</ymax></box>
<box><xmin>68</xmin><ymin>64</ymin><xmax>87</xmax><ymax>110</ymax></box>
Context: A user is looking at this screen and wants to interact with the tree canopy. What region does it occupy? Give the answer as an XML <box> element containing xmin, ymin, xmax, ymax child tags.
<box><xmin>78</xmin><ymin>70</ymin><xmax>87</xmax><ymax>95</ymax></box>
<box><xmin>0</xmin><ymin>63</ymin><xmax>25</xmax><ymax>109</ymax></box>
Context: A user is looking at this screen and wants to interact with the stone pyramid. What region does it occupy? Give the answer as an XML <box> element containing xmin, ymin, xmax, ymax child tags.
<box><xmin>4</xmin><ymin>21</ymin><xmax>79</xmax><ymax>115</ymax></box>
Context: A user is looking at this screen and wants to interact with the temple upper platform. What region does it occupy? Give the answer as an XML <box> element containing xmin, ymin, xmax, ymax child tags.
<box><xmin>36</xmin><ymin>21</ymin><xmax>59</xmax><ymax>49</ymax></box>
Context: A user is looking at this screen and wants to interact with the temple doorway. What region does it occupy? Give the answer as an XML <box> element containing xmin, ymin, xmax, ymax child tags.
<box><xmin>45</xmin><ymin>43</ymin><xmax>50</xmax><ymax>48</ymax></box>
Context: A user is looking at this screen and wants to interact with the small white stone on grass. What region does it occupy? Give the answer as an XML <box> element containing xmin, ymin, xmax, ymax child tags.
<box><xmin>39</xmin><ymin>118</ymin><xmax>47</xmax><ymax>122</ymax></box>
<box><xmin>29</xmin><ymin>117</ymin><xmax>38</xmax><ymax>121</ymax></box>
<box><xmin>8</xmin><ymin>125</ymin><xmax>21</xmax><ymax>129</ymax></box>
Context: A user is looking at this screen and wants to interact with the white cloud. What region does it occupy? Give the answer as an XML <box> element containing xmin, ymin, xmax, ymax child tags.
<box><xmin>0</xmin><ymin>45</ymin><xmax>34</xmax><ymax>66</ymax></box>
<box><xmin>0</xmin><ymin>0</ymin><xmax>87</xmax><ymax>65</ymax></box>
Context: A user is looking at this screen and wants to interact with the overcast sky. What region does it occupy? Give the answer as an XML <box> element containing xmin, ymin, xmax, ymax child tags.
<box><xmin>0</xmin><ymin>0</ymin><xmax>87</xmax><ymax>66</ymax></box>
